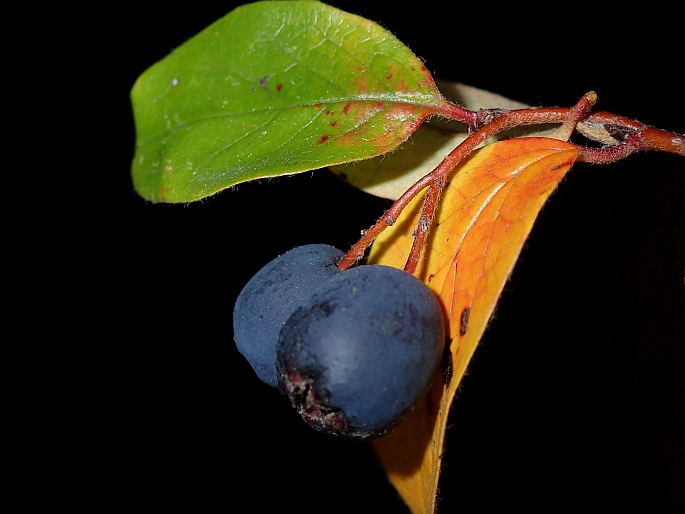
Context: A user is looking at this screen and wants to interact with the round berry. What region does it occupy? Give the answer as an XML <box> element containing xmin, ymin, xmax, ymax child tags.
<box><xmin>276</xmin><ymin>264</ymin><xmax>445</xmax><ymax>439</ymax></box>
<box><xmin>233</xmin><ymin>244</ymin><xmax>344</xmax><ymax>387</ymax></box>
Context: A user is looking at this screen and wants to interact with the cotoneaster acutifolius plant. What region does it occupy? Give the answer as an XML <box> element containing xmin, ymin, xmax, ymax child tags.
<box><xmin>130</xmin><ymin>2</ymin><xmax>684</xmax><ymax>512</ymax></box>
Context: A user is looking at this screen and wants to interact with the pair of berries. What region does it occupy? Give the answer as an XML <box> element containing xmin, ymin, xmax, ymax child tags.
<box><xmin>233</xmin><ymin>244</ymin><xmax>446</xmax><ymax>439</ymax></box>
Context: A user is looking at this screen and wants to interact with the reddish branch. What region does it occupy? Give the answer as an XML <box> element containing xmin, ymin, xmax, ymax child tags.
<box><xmin>337</xmin><ymin>93</ymin><xmax>685</xmax><ymax>272</ymax></box>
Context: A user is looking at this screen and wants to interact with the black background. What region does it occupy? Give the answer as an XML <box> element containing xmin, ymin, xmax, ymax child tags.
<box><xmin>43</xmin><ymin>2</ymin><xmax>683</xmax><ymax>512</ymax></box>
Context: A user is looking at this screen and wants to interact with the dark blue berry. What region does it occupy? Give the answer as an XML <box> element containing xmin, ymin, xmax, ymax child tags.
<box><xmin>233</xmin><ymin>244</ymin><xmax>344</xmax><ymax>387</ymax></box>
<box><xmin>276</xmin><ymin>264</ymin><xmax>445</xmax><ymax>439</ymax></box>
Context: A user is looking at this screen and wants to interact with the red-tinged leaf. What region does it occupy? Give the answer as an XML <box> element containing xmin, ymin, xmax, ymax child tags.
<box><xmin>367</xmin><ymin>137</ymin><xmax>581</xmax><ymax>514</ymax></box>
<box><xmin>130</xmin><ymin>1</ymin><xmax>451</xmax><ymax>202</ymax></box>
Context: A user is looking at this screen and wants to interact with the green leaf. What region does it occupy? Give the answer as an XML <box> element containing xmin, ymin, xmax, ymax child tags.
<box><xmin>131</xmin><ymin>0</ymin><xmax>449</xmax><ymax>203</ymax></box>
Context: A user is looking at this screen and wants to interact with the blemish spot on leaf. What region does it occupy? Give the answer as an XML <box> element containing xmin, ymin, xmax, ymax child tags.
<box><xmin>170</xmin><ymin>77</ymin><xmax>179</xmax><ymax>87</ymax></box>
<box><xmin>330</xmin><ymin>121</ymin><xmax>337</xmax><ymax>127</ymax></box>
<box><xmin>259</xmin><ymin>75</ymin><xmax>269</xmax><ymax>87</ymax></box>
<box><xmin>343</xmin><ymin>103</ymin><xmax>352</xmax><ymax>115</ymax></box>
<box><xmin>317</xmin><ymin>135</ymin><xmax>330</xmax><ymax>145</ymax></box>
<box><xmin>276</xmin><ymin>83</ymin><xmax>283</xmax><ymax>91</ymax></box>
<box><xmin>459</xmin><ymin>307</ymin><xmax>471</xmax><ymax>336</ymax></box>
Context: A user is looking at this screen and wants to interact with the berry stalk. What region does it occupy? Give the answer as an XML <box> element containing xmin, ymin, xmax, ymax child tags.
<box><xmin>338</xmin><ymin>94</ymin><xmax>684</xmax><ymax>272</ymax></box>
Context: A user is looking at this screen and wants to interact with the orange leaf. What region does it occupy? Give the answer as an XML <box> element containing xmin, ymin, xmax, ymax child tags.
<box><xmin>368</xmin><ymin>137</ymin><xmax>581</xmax><ymax>514</ymax></box>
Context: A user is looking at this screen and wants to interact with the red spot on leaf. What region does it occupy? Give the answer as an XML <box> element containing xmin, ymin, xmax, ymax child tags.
<box><xmin>276</xmin><ymin>83</ymin><xmax>283</xmax><ymax>91</ymax></box>
<box><xmin>386</xmin><ymin>64</ymin><xmax>399</xmax><ymax>82</ymax></box>
<box><xmin>330</xmin><ymin>121</ymin><xmax>337</xmax><ymax>127</ymax></box>
<box><xmin>315</xmin><ymin>103</ymin><xmax>323</xmax><ymax>108</ymax></box>
<box><xmin>316</xmin><ymin>135</ymin><xmax>330</xmax><ymax>145</ymax></box>
<box><xmin>159</xmin><ymin>187</ymin><xmax>170</xmax><ymax>202</ymax></box>
<box><xmin>326</xmin><ymin>110</ymin><xmax>332</xmax><ymax>115</ymax></box>
<box><xmin>343</xmin><ymin>103</ymin><xmax>352</xmax><ymax>114</ymax></box>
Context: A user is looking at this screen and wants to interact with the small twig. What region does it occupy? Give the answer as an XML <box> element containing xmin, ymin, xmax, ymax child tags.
<box><xmin>404</xmin><ymin>177</ymin><xmax>443</xmax><ymax>274</ymax></box>
<box><xmin>401</xmin><ymin>92</ymin><xmax>598</xmax><ymax>272</ymax></box>
<box><xmin>337</xmin><ymin>95</ymin><xmax>684</xmax><ymax>272</ymax></box>
<box><xmin>555</xmin><ymin>91</ymin><xmax>598</xmax><ymax>140</ymax></box>
<box><xmin>579</xmin><ymin>113</ymin><xmax>684</xmax><ymax>156</ymax></box>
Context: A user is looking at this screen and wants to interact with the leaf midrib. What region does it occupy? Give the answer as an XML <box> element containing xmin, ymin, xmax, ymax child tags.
<box><xmin>139</xmin><ymin>94</ymin><xmax>442</xmax><ymax>148</ymax></box>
